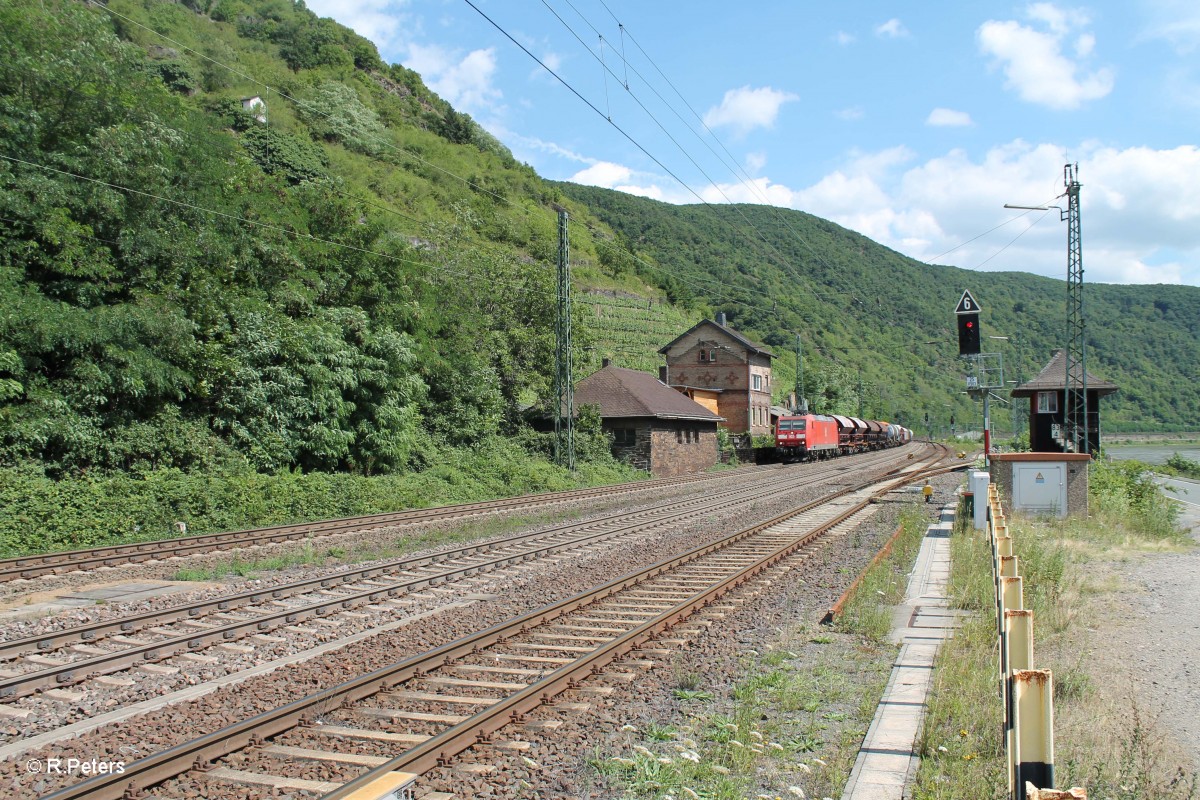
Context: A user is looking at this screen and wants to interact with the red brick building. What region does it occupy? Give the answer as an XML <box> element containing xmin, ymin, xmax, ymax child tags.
<box><xmin>575</xmin><ymin>365</ymin><xmax>723</xmax><ymax>477</ymax></box>
<box><xmin>658</xmin><ymin>314</ymin><xmax>775</xmax><ymax>436</ymax></box>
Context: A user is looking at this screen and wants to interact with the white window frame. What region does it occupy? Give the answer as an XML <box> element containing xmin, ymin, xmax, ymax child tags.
<box><xmin>752</xmin><ymin>374</ymin><xmax>762</xmax><ymax>391</ymax></box>
<box><xmin>1037</xmin><ymin>391</ymin><xmax>1058</xmax><ymax>414</ymax></box>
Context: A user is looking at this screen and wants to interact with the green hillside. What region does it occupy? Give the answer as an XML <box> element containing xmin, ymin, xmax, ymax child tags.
<box><xmin>556</xmin><ymin>184</ymin><xmax>1200</xmax><ymax>434</ymax></box>
<box><xmin>1</xmin><ymin>0</ymin><xmax>1196</xmax><ymax>493</ymax></box>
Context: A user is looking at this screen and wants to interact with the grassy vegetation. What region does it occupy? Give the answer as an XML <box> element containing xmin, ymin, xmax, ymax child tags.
<box><xmin>592</xmin><ymin>642</ymin><xmax>891</xmax><ymax>800</ymax></box>
<box><xmin>0</xmin><ymin>439</ymin><xmax>643</xmax><ymax>558</ymax></box>
<box><xmin>911</xmin><ymin>461</ymin><xmax>1196</xmax><ymax>800</ymax></box>
<box><xmin>836</xmin><ymin>504</ymin><xmax>931</xmax><ymax>641</ymax></box>
<box><xmin>168</xmin><ymin>504</ymin><xmax>598</xmax><ymax>581</ymax></box>
<box><xmin>1163</xmin><ymin>453</ymin><xmax>1200</xmax><ymax>481</ymax></box>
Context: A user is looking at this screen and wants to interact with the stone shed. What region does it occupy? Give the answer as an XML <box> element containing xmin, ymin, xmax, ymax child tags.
<box><xmin>575</xmin><ymin>365</ymin><xmax>724</xmax><ymax>477</ymax></box>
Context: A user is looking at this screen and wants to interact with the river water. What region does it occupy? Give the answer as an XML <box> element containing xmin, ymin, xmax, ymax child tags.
<box><xmin>1104</xmin><ymin>443</ymin><xmax>1200</xmax><ymax>465</ymax></box>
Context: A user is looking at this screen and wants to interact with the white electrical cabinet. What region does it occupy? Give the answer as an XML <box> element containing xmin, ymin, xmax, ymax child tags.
<box><xmin>1012</xmin><ymin>462</ymin><xmax>1067</xmax><ymax>517</ymax></box>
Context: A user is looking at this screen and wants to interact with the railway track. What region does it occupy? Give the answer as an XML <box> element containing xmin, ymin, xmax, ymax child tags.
<box><xmin>0</xmin><ymin>467</ymin><xmax>770</xmax><ymax>583</ymax></box>
<box><xmin>37</xmin><ymin>446</ymin><xmax>952</xmax><ymax>800</ymax></box>
<box><xmin>0</xmin><ymin>449</ymin><xmax>919</xmax><ymax>700</ymax></box>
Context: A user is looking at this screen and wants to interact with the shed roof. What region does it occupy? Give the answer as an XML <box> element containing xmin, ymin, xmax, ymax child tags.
<box><xmin>658</xmin><ymin>319</ymin><xmax>776</xmax><ymax>358</ymax></box>
<box><xmin>575</xmin><ymin>365</ymin><xmax>724</xmax><ymax>422</ymax></box>
<box><xmin>1010</xmin><ymin>350</ymin><xmax>1119</xmax><ymax>397</ymax></box>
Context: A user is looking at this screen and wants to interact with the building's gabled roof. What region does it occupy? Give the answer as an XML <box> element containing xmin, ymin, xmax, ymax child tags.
<box><xmin>658</xmin><ymin>319</ymin><xmax>776</xmax><ymax>358</ymax></box>
<box><xmin>575</xmin><ymin>366</ymin><xmax>724</xmax><ymax>422</ymax></box>
<box><xmin>1010</xmin><ymin>349</ymin><xmax>1119</xmax><ymax>397</ymax></box>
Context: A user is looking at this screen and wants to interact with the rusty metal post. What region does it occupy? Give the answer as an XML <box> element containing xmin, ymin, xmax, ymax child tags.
<box><xmin>998</xmin><ymin>575</ymin><xmax>1023</xmax><ymax>640</ymax></box>
<box><xmin>1004</xmin><ymin>610</ymin><xmax>1034</xmax><ymax>796</ymax></box>
<box><xmin>1013</xmin><ymin>669</ymin><xmax>1054</xmax><ymax>800</ymax></box>
<box><xmin>1025</xmin><ymin>785</ymin><xmax>1086</xmax><ymax>799</ymax></box>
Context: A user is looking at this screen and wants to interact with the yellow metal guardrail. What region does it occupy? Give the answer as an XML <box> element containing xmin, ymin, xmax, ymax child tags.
<box><xmin>985</xmin><ymin>485</ymin><xmax>1088</xmax><ymax>800</ymax></box>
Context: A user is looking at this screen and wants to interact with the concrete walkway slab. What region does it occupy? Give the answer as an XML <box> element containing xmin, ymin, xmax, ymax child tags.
<box><xmin>842</xmin><ymin>506</ymin><xmax>961</xmax><ymax>800</ymax></box>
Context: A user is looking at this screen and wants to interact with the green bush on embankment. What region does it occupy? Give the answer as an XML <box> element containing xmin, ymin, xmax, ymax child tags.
<box><xmin>0</xmin><ymin>437</ymin><xmax>642</xmax><ymax>558</ymax></box>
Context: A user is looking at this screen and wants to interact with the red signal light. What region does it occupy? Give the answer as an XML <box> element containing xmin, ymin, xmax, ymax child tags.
<box><xmin>957</xmin><ymin>312</ymin><xmax>981</xmax><ymax>355</ymax></box>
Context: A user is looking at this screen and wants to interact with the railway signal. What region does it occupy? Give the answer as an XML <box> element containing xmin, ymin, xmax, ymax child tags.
<box><xmin>956</xmin><ymin>290</ymin><xmax>982</xmax><ymax>356</ymax></box>
<box><xmin>958</xmin><ymin>314</ymin><xmax>981</xmax><ymax>355</ymax></box>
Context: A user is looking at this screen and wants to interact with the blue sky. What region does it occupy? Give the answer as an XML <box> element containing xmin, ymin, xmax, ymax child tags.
<box><xmin>306</xmin><ymin>0</ymin><xmax>1200</xmax><ymax>286</ymax></box>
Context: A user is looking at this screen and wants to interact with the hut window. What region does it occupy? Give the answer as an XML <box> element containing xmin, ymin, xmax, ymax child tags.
<box><xmin>1037</xmin><ymin>392</ymin><xmax>1058</xmax><ymax>414</ymax></box>
<box><xmin>612</xmin><ymin>428</ymin><xmax>636</xmax><ymax>446</ymax></box>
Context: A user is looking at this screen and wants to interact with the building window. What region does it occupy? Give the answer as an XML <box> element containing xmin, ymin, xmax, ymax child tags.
<box><xmin>676</xmin><ymin>429</ymin><xmax>683</xmax><ymax>444</ymax></box>
<box><xmin>1037</xmin><ymin>391</ymin><xmax>1058</xmax><ymax>414</ymax></box>
<box><xmin>753</xmin><ymin>374</ymin><xmax>762</xmax><ymax>391</ymax></box>
<box><xmin>709</xmin><ymin>349</ymin><xmax>717</xmax><ymax>362</ymax></box>
<box><xmin>612</xmin><ymin>428</ymin><xmax>636</xmax><ymax>446</ymax></box>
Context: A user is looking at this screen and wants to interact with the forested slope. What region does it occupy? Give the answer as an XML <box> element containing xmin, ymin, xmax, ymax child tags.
<box><xmin>1</xmin><ymin>0</ymin><xmax>1195</xmax><ymax>502</ymax></box>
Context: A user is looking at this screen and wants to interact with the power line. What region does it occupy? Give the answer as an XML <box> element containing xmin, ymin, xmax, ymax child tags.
<box><xmin>537</xmin><ymin>2</ymin><xmax>883</xmax><ymax>314</ymax></box>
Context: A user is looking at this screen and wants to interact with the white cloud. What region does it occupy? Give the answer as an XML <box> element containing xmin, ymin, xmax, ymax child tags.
<box><xmin>534</xmin><ymin>51</ymin><xmax>563</xmax><ymax>79</ymax></box>
<box><xmin>404</xmin><ymin>41</ymin><xmax>453</xmax><ymax>77</ymax></box>
<box><xmin>556</xmin><ymin>138</ymin><xmax>1200</xmax><ymax>284</ymax></box>
<box><xmin>305</xmin><ymin>0</ymin><xmax>407</xmax><ymax>51</ymax></box>
<box><xmin>425</xmin><ymin>48</ymin><xmax>502</xmax><ymax>112</ymax></box>
<box><xmin>1140</xmin><ymin>0</ymin><xmax>1200</xmax><ymax>54</ymax></box>
<box><xmin>881</xmin><ymin>141</ymin><xmax>1200</xmax><ymax>284</ymax></box>
<box><xmin>1025</xmin><ymin>2</ymin><xmax>1087</xmax><ymax>35</ymax></box>
<box><xmin>835</xmin><ymin>106</ymin><xmax>865</xmax><ymax>121</ymax></box>
<box><xmin>834</xmin><ymin>31</ymin><xmax>856</xmax><ymax>45</ymax></box>
<box><xmin>1074</xmin><ymin>32</ymin><xmax>1095</xmax><ymax>58</ymax></box>
<box><xmin>926</xmin><ymin>108</ymin><xmax>974</xmax><ymax>127</ymax></box>
<box><xmin>569</xmin><ymin>162</ymin><xmax>667</xmax><ymax>200</ymax></box>
<box><xmin>702</xmin><ymin>86</ymin><xmax>798</xmax><ymax>137</ymax></box>
<box><xmin>571</xmin><ymin>161</ymin><xmax>632</xmax><ymax>187</ymax></box>
<box><xmin>978</xmin><ymin>6</ymin><xmax>1114</xmax><ymax>110</ymax></box>
<box><xmin>745</xmin><ymin>151</ymin><xmax>767</xmax><ymax>174</ymax></box>
<box><xmin>875</xmin><ymin>19</ymin><xmax>909</xmax><ymax>38</ymax></box>
<box><xmin>614</xmin><ymin>141</ymin><xmax>1200</xmax><ymax>285</ymax></box>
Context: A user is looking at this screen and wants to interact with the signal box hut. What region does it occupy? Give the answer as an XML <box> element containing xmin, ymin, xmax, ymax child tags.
<box><xmin>991</xmin><ymin>350</ymin><xmax>1119</xmax><ymax>518</ymax></box>
<box><xmin>575</xmin><ymin>364</ymin><xmax>724</xmax><ymax>477</ymax></box>
<box><xmin>1009</xmin><ymin>349</ymin><xmax>1118</xmax><ymax>455</ymax></box>
<box><xmin>658</xmin><ymin>313</ymin><xmax>775</xmax><ymax>437</ymax></box>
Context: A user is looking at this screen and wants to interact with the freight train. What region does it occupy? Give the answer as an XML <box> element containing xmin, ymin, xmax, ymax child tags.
<box><xmin>775</xmin><ymin>413</ymin><xmax>912</xmax><ymax>461</ymax></box>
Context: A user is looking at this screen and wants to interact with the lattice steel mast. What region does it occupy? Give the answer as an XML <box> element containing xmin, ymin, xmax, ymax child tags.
<box><xmin>1063</xmin><ymin>164</ymin><xmax>1087</xmax><ymax>454</ymax></box>
<box><xmin>794</xmin><ymin>333</ymin><xmax>808</xmax><ymax>413</ymax></box>
<box><xmin>553</xmin><ymin>209</ymin><xmax>575</xmax><ymax>470</ymax></box>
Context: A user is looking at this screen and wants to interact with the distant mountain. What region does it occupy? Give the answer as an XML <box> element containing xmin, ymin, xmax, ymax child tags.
<box><xmin>555</xmin><ymin>184</ymin><xmax>1200</xmax><ymax>433</ymax></box>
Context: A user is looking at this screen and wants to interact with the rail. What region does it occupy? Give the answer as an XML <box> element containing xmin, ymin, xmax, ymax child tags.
<box><xmin>38</xmin><ymin>449</ymin><xmax>951</xmax><ymax>800</ymax></box>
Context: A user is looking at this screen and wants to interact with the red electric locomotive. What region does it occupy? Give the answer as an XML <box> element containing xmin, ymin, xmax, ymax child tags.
<box><xmin>775</xmin><ymin>414</ymin><xmax>839</xmax><ymax>461</ymax></box>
